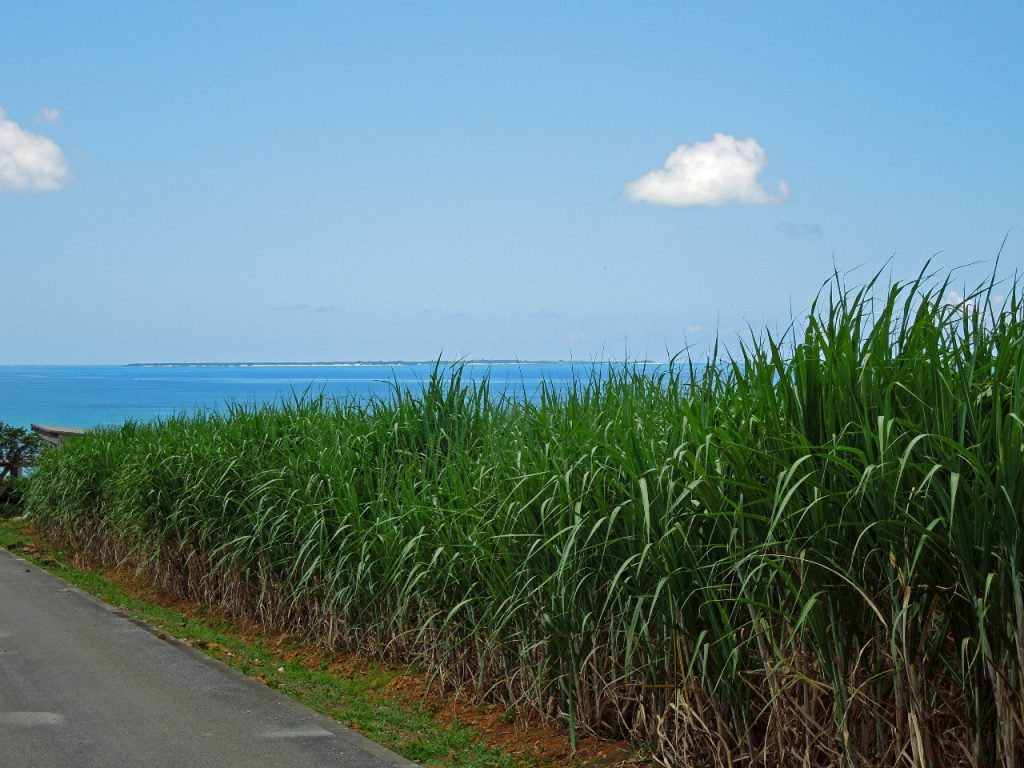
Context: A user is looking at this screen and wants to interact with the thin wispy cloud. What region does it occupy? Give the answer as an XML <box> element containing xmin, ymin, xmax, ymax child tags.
<box><xmin>778</xmin><ymin>221</ymin><xmax>823</xmax><ymax>239</ymax></box>
<box><xmin>0</xmin><ymin>107</ymin><xmax>70</xmax><ymax>192</ymax></box>
<box><xmin>272</xmin><ymin>303</ymin><xmax>339</xmax><ymax>314</ymax></box>
<box><xmin>625</xmin><ymin>133</ymin><xmax>788</xmax><ymax>208</ymax></box>
<box><xmin>37</xmin><ymin>107</ymin><xmax>61</xmax><ymax>123</ymax></box>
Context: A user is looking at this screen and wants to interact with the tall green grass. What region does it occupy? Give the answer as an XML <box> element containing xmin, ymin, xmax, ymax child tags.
<box><xmin>27</xmin><ymin>267</ymin><xmax>1024</xmax><ymax>766</ymax></box>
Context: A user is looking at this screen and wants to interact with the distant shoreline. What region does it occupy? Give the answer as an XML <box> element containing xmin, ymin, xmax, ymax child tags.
<box><xmin>125</xmin><ymin>360</ymin><xmax>647</xmax><ymax>368</ymax></box>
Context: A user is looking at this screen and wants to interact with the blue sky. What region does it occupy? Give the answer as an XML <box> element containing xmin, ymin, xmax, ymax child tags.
<box><xmin>2</xmin><ymin>1</ymin><xmax>1022</xmax><ymax>363</ymax></box>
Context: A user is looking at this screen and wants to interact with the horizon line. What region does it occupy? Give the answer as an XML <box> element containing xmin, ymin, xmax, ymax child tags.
<box><xmin>0</xmin><ymin>358</ymin><xmax>669</xmax><ymax>368</ymax></box>
<box><xmin>124</xmin><ymin>359</ymin><xmax>659</xmax><ymax>368</ymax></box>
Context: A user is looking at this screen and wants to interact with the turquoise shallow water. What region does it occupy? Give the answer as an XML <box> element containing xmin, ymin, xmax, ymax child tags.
<box><xmin>0</xmin><ymin>363</ymin><xmax>608</xmax><ymax>430</ymax></box>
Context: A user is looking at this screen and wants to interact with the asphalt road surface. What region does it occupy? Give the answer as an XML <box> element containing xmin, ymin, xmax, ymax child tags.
<box><xmin>0</xmin><ymin>546</ymin><xmax>415</xmax><ymax>768</ymax></box>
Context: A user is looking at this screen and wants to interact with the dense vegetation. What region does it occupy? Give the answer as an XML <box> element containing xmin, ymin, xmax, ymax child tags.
<box><xmin>0</xmin><ymin>421</ymin><xmax>42</xmax><ymax>516</ymax></box>
<box><xmin>26</xmin><ymin>268</ymin><xmax>1024</xmax><ymax>766</ymax></box>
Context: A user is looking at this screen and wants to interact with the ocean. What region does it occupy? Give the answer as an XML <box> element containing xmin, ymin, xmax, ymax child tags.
<box><xmin>0</xmin><ymin>362</ymin><xmax>611</xmax><ymax>430</ymax></box>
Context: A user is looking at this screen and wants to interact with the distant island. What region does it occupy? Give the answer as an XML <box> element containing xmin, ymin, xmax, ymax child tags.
<box><xmin>125</xmin><ymin>360</ymin><xmax>611</xmax><ymax>368</ymax></box>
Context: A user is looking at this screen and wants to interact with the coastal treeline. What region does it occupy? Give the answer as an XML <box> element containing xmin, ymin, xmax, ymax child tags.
<box><xmin>26</xmin><ymin>269</ymin><xmax>1024</xmax><ymax>766</ymax></box>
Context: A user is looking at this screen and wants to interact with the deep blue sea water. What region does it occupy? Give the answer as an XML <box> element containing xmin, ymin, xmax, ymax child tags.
<box><xmin>0</xmin><ymin>363</ymin><xmax>610</xmax><ymax>430</ymax></box>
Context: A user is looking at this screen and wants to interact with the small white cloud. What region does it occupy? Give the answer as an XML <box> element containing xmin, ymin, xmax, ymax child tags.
<box><xmin>0</xmin><ymin>107</ymin><xmax>70</xmax><ymax>192</ymax></box>
<box><xmin>945</xmin><ymin>290</ymin><xmax>1008</xmax><ymax>311</ymax></box>
<box><xmin>625</xmin><ymin>133</ymin><xmax>788</xmax><ymax>208</ymax></box>
<box><xmin>37</xmin><ymin>107</ymin><xmax>61</xmax><ymax>123</ymax></box>
<box><xmin>944</xmin><ymin>289</ymin><xmax>972</xmax><ymax>308</ymax></box>
<box><xmin>685</xmin><ymin>324</ymin><xmax>703</xmax><ymax>334</ymax></box>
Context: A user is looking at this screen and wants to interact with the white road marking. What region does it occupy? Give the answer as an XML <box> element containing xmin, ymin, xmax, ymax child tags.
<box><xmin>0</xmin><ymin>712</ymin><xmax>65</xmax><ymax>726</ymax></box>
<box><xmin>263</xmin><ymin>726</ymin><xmax>334</xmax><ymax>738</ymax></box>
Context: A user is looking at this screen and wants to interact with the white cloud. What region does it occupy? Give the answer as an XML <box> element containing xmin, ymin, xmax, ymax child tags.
<box><xmin>625</xmin><ymin>133</ymin><xmax>788</xmax><ymax>207</ymax></box>
<box><xmin>944</xmin><ymin>289</ymin><xmax>972</xmax><ymax>308</ymax></box>
<box><xmin>37</xmin><ymin>107</ymin><xmax>61</xmax><ymax>123</ymax></box>
<box><xmin>0</xmin><ymin>107</ymin><xmax>70</xmax><ymax>192</ymax></box>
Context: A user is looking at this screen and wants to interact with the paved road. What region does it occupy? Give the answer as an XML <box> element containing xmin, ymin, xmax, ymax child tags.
<box><xmin>0</xmin><ymin>547</ymin><xmax>415</xmax><ymax>768</ymax></box>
